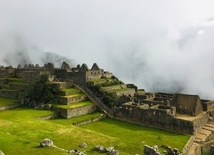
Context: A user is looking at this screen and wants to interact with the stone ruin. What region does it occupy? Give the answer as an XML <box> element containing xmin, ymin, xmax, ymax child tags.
<box><xmin>0</xmin><ymin>62</ymin><xmax>112</xmax><ymax>84</ymax></box>
<box><xmin>0</xmin><ymin>62</ymin><xmax>214</xmax><ymax>155</ymax></box>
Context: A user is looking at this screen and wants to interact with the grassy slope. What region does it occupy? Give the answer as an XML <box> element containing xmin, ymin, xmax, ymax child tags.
<box><xmin>0</xmin><ymin>106</ymin><xmax>190</xmax><ymax>155</ymax></box>
<box><xmin>81</xmin><ymin>118</ymin><xmax>190</xmax><ymax>154</ymax></box>
<box><xmin>53</xmin><ymin>100</ymin><xmax>93</xmax><ymax>109</ymax></box>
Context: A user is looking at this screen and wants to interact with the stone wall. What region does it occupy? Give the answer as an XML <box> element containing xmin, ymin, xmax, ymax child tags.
<box><xmin>0</xmin><ymin>90</ymin><xmax>20</xmax><ymax>98</ymax></box>
<box><xmin>115</xmin><ymin>104</ymin><xmax>196</xmax><ymax>134</ymax></box>
<box><xmin>72</xmin><ymin>114</ymin><xmax>106</xmax><ymax>126</ymax></box>
<box><xmin>210</xmin><ymin>144</ymin><xmax>214</xmax><ymax>155</ymax></box>
<box><xmin>201</xmin><ymin>140</ymin><xmax>214</xmax><ymax>155</ymax></box>
<box><xmin>102</xmin><ymin>84</ymin><xmax>127</xmax><ymax>91</ymax></box>
<box><xmin>57</xmin><ymin>104</ymin><xmax>97</xmax><ymax>118</ymax></box>
<box><xmin>172</xmin><ymin>94</ymin><xmax>203</xmax><ymax>116</ymax></box>
<box><xmin>58</xmin><ymin>95</ymin><xmax>87</xmax><ymax>105</ymax></box>
<box><xmin>0</xmin><ymin>103</ymin><xmax>20</xmax><ymax>111</ymax></box>
<box><xmin>182</xmin><ymin>136</ymin><xmax>194</xmax><ymax>154</ymax></box>
<box><xmin>8</xmin><ymin>83</ymin><xmax>31</xmax><ymax>90</ymax></box>
<box><xmin>115</xmin><ymin>89</ymin><xmax>136</xmax><ymax>97</ymax></box>
<box><xmin>193</xmin><ymin>113</ymin><xmax>209</xmax><ymax>134</ymax></box>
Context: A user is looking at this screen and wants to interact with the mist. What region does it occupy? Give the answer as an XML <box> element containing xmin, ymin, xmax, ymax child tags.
<box><xmin>0</xmin><ymin>0</ymin><xmax>214</xmax><ymax>99</ymax></box>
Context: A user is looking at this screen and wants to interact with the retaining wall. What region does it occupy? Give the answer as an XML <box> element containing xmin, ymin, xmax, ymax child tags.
<box><xmin>72</xmin><ymin>114</ymin><xmax>106</xmax><ymax>126</ymax></box>
<box><xmin>57</xmin><ymin>104</ymin><xmax>97</xmax><ymax>118</ymax></box>
<box><xmin>58</xmin><ymin>95</ymin><xmax>87</xmax><ymax>105</ymax></box>
<box><xmin>182</xmin><ymin>136</ymin><xmax>194</xmax><ymax>154</ymax></box>
<box><xmin>0</xmin><ymin>103</ymin><xmax>20</xmax><ymax>111</ymax></box>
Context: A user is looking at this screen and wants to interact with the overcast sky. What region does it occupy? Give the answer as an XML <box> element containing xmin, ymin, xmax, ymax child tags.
<box><xmin>1</xmin><ymin>0</ymin><xmax>214</xmax><ymax>99</ymax></box>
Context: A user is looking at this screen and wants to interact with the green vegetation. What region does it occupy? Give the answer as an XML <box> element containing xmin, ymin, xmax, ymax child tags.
<box><xmin>0</xmin><ymin>97</ymin><xmax>20</xmax><ymax>106</ymax></box>
<box><xmin>81</xmin><ymin>118</ymin><xmax>190</xmax><ymax>153</ymax></box>
<box><xmin>53</xmin><ymin>101</ymin><xmax>93</xmax><ymax>109</ymax></box>
<box><xmin>0</xmin><ymin>106</ymin><xmax>190</xmax><ymax>155</ymax></box>
<box><xmin>27</xmin><ymin>74</ymin><xmax>60</xmax><ymax>106</ymax></box>
<box><xmin>108</xmin><ymin>87</ymin><xmax>132</xmax><ymax>93</ymax></box>
<box><xmin>60</xmin><ymin>87</ymin><xmax>79</xmax><ymax>93</ymax></box>
<box><xmin>59</xmin><ymin>92</ymin><xmax>85</xmax><ymax>98</ymax></box>
<box><xmin>87</xmin><ymin>83</ymin><xmax>119</xmax><ymax>107</ymax></box>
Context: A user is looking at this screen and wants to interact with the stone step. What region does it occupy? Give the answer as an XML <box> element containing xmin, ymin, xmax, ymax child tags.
<box><xmin>205</xmin><ymin>123</ymin><xmax>214</xmax><ymax>128</ymax></box>
<box><xmin>203</xmin><ymin>126</ymin><xmax>214</xmax><ymax>132</ymax></box>
<box><xmin>195</xmin><ymin>133</ymin><xmax>207</xmax><ymax>141</ymax></box>
<box><xmin>198</xmin><ymin>128</ymin><xmax>212</xmax><ymax>136</ymax></box>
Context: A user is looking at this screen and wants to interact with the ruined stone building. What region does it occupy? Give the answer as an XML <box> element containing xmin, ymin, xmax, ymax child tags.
<box><xmin>0</xmin><ymin>62</ymin><xmax>112</xmax><ymax>84</ymax></box>
<box><xmin>0</xmin><ymin>62</ymin><xmax>214</xmax><ymax>154</ymax></box>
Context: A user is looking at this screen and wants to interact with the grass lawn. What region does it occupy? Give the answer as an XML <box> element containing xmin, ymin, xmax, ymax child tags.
<box><xmin>81</xmin><ymin>118</ymin><xmax>190</xmax><ymax>154</ymax></box>
<box><xmin>0</xmin><ymin>106</ymin><xmax>190</xmax><ymax>155</ymax></box>
<box><xmin>89</xmin><ymin>78</ymin><xmax>107</xmax><ymax>83</ymax></box>
<box><xmin>53</xmin><ymin>100</ymin><xmax>93</xmax><ymax>109</ymax></box>
<box><xmin>0</xmin><ymin>97</ymin><xmax>20</xmax><ymax>107</ymax></box>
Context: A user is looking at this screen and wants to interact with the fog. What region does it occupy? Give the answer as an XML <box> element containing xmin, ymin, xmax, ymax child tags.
<box><xmin>0</xmin><ymin>0</ymin><xmax>214</xmax><ymax>99</ymax></box>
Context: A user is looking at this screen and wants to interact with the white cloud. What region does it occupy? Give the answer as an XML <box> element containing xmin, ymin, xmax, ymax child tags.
<box><xmin>0</xmin><ymin>0</ymin><xmax>214</xmax><ymax>99</ymax></box>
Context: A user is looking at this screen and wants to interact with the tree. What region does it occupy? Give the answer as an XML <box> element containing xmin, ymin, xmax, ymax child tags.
<box><xmin>27</xmin><ymin>74</ymin><xmax>60</xmax><ymax>106</ymax></box>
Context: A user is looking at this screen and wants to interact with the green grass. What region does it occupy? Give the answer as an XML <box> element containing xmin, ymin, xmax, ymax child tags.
<box><xmin>89</xmin><ymin>78</ymin><xmax>107</xmax><ymax>83</ymax></box>
<box><xmin>60</xmin><ymin>92</ymin><xmax>85</xmax><ymax>98</ymax></box>
<box><xmin>0</xmin><ymin>106</ymin><xmax>190</xmax><ymax>155</ymax></box>
<box><xmin>9</xmin><ymin>82</ymin><xmax>31</xmax><ymax>85</ymax></box>
<box><xmin>107</xmin><ymin>87</ymin><xmax>132</xmax><ymax>93</ymax></box>
<box><xmin>0</xmin><ymin>97</ymin><xmax>20</xmax><ymax>106</ymax></box>
<box><xmin>53</xmin><ymin>100</ymin><xmax>93</xmax><ymax>109</ymax></box>
<box><xmin>60</xmin><ymin>87</ymin><xmax>79</xmax><ymax>92</ymax></box>
<box><xmin>81</xmin><ymin>118</ymin><xmax>190</xmax><ymax>154</ymax></box>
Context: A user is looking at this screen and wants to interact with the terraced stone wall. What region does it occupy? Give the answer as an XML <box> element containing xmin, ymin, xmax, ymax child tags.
<box><xmin>57</xmin><ymin>104</ymin><xmax>97</xmax><ymax>118</ymax></box>
<box><xmin>115</xmin><ymin>105</ymin><xmax>196</xmax><ymax>134</ymax></box>
<box><xmin>58</xmin><ymin>95</ymin><xmax>87</xmax><ymax>105</ymax></box>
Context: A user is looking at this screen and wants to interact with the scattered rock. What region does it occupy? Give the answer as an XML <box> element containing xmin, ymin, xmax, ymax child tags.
<box><xmin>105</xmin><ymin>146</ymin><xmax>114</xmax><ymax>152</ymax></box>
<box><xmin>0</xmin><ymin>151</ymin><xmax>4</xmax><ymax>155</ymax></box>
<box><xmin>79</xmin><ymin>142</ymin><xmax>88</xmax><ymax>148</ymax></box>
<box><xmin>69</xmin><ymin>149</ymin><xmax>86</xmax><ymax>155</ymax></box>
<box><xmin>109</xmin><ymin>149</ymin><xmax>119</xmax><ymax>155</ymax></box>
<box><xmin>166</xmin><ymin>146</ymin><xmax>181</xmax><ymax>155</ymax></box>
<box><xmin>94</xmin><ymin>145</ymin><xmax>105</xmax><ymax>152</ymax></box>
<box><xmin>144</xmin><ymin>145</ymin><xmax>160</xmax><ymax>155</ymax></box>
<box><xmin>40</xmin><ymin>138</ymin><xmax>53</xmax><ymax>147</ymax></box>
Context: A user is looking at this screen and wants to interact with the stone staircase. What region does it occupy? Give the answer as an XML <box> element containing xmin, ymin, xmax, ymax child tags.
<box><xmin>74</xmin><ymin>83</ymin><xmax>114</xmax><ymax>118</ymax></box>
<box><xmin>187</xmin><ymin>122</ymin><xmax>214</xmax><ymax>155</ymax></box>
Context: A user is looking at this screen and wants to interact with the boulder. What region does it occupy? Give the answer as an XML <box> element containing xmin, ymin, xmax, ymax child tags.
<box><xmin>40</xmin><ymin>138</ymin><xmax>53</xmax><ymax>147</ymax></box>
<box><xmin>109</xmin><ymin>150</ymin><xmax>119</xmax><ymax>155</ymax></box>
<box><xmin>105</xmin><ymin>146</ymin><xmax>114</xmax><ymax>152</ymax></box>
<box><xmin>79</xmin><ymin>142</ymin><xmax>87</xmax><ymax>148</ymax></box>
<box><xmin>94</xmin><ymin>145</ymin><xmax>105</xmax><ymax>152</ymax></box>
